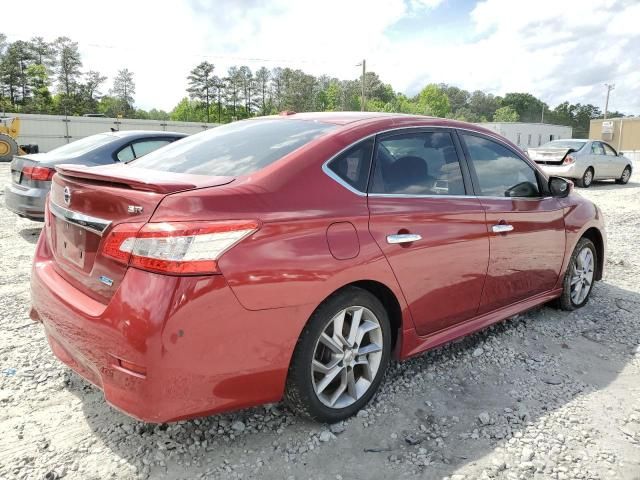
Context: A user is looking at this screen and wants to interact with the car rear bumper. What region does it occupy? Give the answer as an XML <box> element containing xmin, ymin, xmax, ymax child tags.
<box><xmin>4</xmin><ymin>182</ymin><xmax>47</xmax><ymax>220</ymax></box>
<box><xmin>537</xmin><ymin>163</ymin><xmax>580</xmax><ymax>179</ymax></box>
<box><xmin>30</xmin><ymin>233</ymin><xmax>310</xmax><ymax>423</ymax></box>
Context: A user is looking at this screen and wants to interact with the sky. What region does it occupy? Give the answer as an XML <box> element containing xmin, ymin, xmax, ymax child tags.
<box><xmin>6</xmin><ymin>0</ymin><xmax>640</xmax><ymax>114</ymax></box>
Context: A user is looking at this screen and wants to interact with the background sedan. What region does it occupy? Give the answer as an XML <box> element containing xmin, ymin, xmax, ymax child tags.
<box><xmin>528</xmin><ymin>139</ymin><xmax>632</xmax><ymax>187</ymax></box>
<box><xmin>4</xmin><ymin>130</ymin><xmax>186</xmax><ymax>220</ymax></box>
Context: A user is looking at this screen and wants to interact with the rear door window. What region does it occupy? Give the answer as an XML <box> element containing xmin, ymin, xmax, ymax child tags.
<box><xmin>132</xmin><ymin>119</ymin><xmax>335</xmax><ymax>176</ymax></box>
<box><xmin>591</xmin><ymin>142</ymin><xmax>605</xmax><ymax>155</ymax></box>
<box><xmin>131</xmin><ymin>139</ymin><xmax>171</xmax><ymax>158</ymax></box>
<box><xmin>369</xmin><ymin>131</ymin><xmax>466</xmax><ymax>195</ymax></box>
<box><xmin>116</xmin><ymin>145</ymin><xmax>135</xmax><ymax>162</ymax></box>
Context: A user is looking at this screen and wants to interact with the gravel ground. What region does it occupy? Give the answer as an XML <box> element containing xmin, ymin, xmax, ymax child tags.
<box><xmin>0</xmin><ymin>163</ymin><xmax>639</xmax><ymax>480</ymax></box>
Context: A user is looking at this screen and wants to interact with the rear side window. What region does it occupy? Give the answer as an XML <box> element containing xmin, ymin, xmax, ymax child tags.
<box><xmin>132</xmin><ymin>139</ymin><xmax>171</xmax><ymax>157</ymax></box>
<box><xmin>326</xmin><ymin>139</ymin><xmax>373</xmax><ymax>192</ymax></box>
<box><xmin>117</xmin><ymin>145</ymin><xmax>135</xmax><ymax>162</ymax></box>
<box><xmin>132</xmin><ymin>119</ymin><xmax>335</xmax><ymax>176</ymax></box>
<box><xmin>370</xmin><ymin>131</ymin><xmax>465</xmax><ymax>195</ymax></box>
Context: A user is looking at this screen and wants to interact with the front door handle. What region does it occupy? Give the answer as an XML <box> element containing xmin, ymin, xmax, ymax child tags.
<box><xmin>387</xmin><ymin>233</ymin><xmax>422</xmax><ymax>244</ymax></box>
<box><xmin>491</xmin><ymin>224</ymin><xmax>514</xmax><ymax>233</ymax></box>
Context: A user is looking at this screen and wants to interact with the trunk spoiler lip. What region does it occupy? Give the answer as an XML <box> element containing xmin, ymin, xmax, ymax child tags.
<box><xmin>54</xmin><ymin>163</ymin><xmax>235</xmax><ymax>194</ymax></box>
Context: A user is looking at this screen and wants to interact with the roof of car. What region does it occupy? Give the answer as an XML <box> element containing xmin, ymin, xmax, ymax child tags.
<box><xmin>281</xmin><ymin>111</ymin><xmax>429</xmax><ymax>125</ymax></box>
<box><xmin>108</xmin><ymin>130</ymin><xmax>186</xmax><ymax>138</ymax></box>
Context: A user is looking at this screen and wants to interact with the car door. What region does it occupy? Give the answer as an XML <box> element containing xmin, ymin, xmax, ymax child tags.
<box><xmin>459</xmin><ymin>131</ymin><xmax>566</xmax><ymax>314</ymax></box>
<box><xmin>590</xmin><ymin>141</ymin><xmax>608</xmax><ymax>178</ymax></box>
<box><xmin>367</xmin><ymin>129</ymin><xmax>490</xmax><ymax>337</ymax></box>
<box><xmin>602</xmin><ymin>142</ymin><xmax>623</xmax><ymax>177</ymax></box>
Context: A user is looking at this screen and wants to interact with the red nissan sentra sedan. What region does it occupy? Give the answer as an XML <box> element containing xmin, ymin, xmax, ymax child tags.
<box><xmin>30</xmin><ymin>112</ymin><xmax>605</xmax><ymax>423</ymax></box>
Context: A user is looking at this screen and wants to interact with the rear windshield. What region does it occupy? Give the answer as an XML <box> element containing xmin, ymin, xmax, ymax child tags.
<box><xmin>541</xmin><ymin>140</ymin><xmax>586</xmax><ymax>150</ymax></box>
<box><xmin>131</xmin><ymin>118</ymin><xmax>336</xmax><ymax>176</ymax></box>
<box><xmin>48</xmin><ymin>133</ymin><xmax>115</xmax><ymax>157</ymax></box>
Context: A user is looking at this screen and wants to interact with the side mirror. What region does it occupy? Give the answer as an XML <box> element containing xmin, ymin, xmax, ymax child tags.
<box><xmin>618</xmin><ymin>151</ymin><xmax>625</xmax><ymax>157</ymax></box>
<box><xmin>549</xmin><ymin>176</ymin><xmax>571</xmax><ymax>198</ymax></box>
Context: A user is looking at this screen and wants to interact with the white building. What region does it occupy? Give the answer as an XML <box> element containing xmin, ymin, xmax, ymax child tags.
<box><xmin>4</xmin><ymin>113</ymin><xmax>218</xmax><ymax>152</ymax></box>
<box><xmin>479</xmin><ymin>122</ymin><xmax>573</xmax><ymax>150</ymax></box>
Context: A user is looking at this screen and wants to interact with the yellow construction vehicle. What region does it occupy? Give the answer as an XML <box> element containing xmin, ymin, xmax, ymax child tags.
<box><xmin>0</xmin><ymin>117</ymin><xmax>31</xmax><ymax>162</ymax></box>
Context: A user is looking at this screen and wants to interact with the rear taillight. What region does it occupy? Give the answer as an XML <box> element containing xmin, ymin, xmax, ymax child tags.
<box><xmin>563</xmin><ymin>155</ymin><xmax>575</xmax><ymax>165</ymax></box>
<box><xmin>101</xmin><ymin>221</ymin><xmax>259</xmax><ymax>275</ymax></box>
<box><xmin>23</xmin><ymin>166</ymin><xmax>55</xmax><ymax>181</ymax></box>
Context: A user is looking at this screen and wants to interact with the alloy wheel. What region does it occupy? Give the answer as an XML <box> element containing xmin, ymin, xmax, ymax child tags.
<box><xmin>621</xmin><ymin>168</ymin><xmax>630</xmax><ymax>183</ymax></box>
<box><xmin>311</xmin><ymin>306</ymin><xmax>383</xmax><ymax>409</ymax></box>
<box><xmin>583</xmin><ymin>169</ymin><xmax>593</xmax><ymax>186</ymax></box>
<box><xmin>570</xmin><ymin>247</ymin><xmax>594</xmax><ymax>305</ymax></box>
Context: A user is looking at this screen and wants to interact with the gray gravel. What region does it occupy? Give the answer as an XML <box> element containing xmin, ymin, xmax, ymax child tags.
<box><xmin>1</xmin><ymin>163</ymin><xmax>639</xmax><ymax>480</ymax></box>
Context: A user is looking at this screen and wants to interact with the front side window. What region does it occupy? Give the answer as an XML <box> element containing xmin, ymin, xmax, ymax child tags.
<box><xmin>132</xmin><ymin>119</ymin><xmax>335</xmax><ymax>176</ymax></box>
<box><xmin>602</xmin><ymin>143</ymin><xmax>617</xmax><ymax>156</ymax></box>
<box><xmin>462</xmin><ymin>134</ymin><xmax>540</xmax><ymax>198</ymax></box>
<box><xmin>369</xmin><ymin>131</ymin><xmax>465</xmax><ymax>196</ymax></box>
<box><xmin>326</xmin><ymin>139</ymin><xmax>373</xmax><ymax>192</ymax></box>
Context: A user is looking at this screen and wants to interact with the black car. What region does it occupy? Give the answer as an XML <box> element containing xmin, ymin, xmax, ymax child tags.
<box><xmin>5</xmin><ymin>130</ymin><xmax>187</xmax><ymax>220</ymax></box>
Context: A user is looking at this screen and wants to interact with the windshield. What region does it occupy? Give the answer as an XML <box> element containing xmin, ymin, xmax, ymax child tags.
<box><xmin>540</xmin><ymin>140</ymin><xmax>586</xmax><ymax>150</ymax></box>
<box><xmin>48</xmin><ymin>133</ymin><xmax>115</xmax><ymax>157</ymax></box>
<box><xmin>131</xmin><ymin>118</ymin><xmax>336</xmax><ymax>176</ymax></box>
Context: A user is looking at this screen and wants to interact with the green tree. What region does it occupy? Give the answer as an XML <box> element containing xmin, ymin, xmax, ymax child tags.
<box><xmin>25</xmin><ymin>64</ymin><xmax>52</xmax><ymax>113</ymax></box>
<box><xmin>110</xmin><ymin>68</ymin><xmax>135</xmax><ymax>116</ymax></box>
<box><xmin>187</xmin><ymin>61</ymin><xmax>215</xmax><ymax>123</ymax></box>
<box><xmin>29</xmin><ymin>36</ymin><xmax>56</xmax><ymax>71</ymax></box>
<box><xmin>502</xmin><ymin>92</ymin><xmax>545</xmax><ymax>122</ymax></box>
<box><xmin>54</xmin><ymin>36</ymin><xmax>82</xmax><ymax>98</ymax></box>
<box><xmin>493</xmin><ymin>105</ymin><xmax>520</xmax><ymax>122</ymax></box>
<box><xmin>254</xmin><ymin>67</ymin><xmax>271</xmax><ymax>116</ymax></box>
<box><xmin>468</xmin><ymin>91</ymin><xmax>501</xmax><ymax>121</ymax></box>
<box><xmin>416</xmin><ymin>84</ymin><xmax>450</xmax><ymax>117</ymax></box>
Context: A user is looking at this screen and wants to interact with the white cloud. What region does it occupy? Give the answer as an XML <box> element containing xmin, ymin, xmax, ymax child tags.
<box><xmin>5</xmin><ymin>0</ymin><xmax>640</xmax><ymax>114</ymax></box>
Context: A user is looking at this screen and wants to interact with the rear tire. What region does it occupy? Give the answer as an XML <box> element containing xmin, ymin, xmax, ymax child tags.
<box><xmin>285</xmin><ymin>287</ymin><xmax>391</xmax><ymax>423</ymax></box>
<box><xmin>616</xmin><ymin>165</ymin><xmax>631</xmax><ymax>185</ymax></box>
<box><xmin>0</xmin><ymin>133</ymin><xmax>19</xmax><ymax>162</ymax></box>
<box><xmin>576</xmin><ymin>167</ymin><xmax>594</xmax><ymax>188</ymax></box>
<box><xmin>556</xmin><ymin>238</ymin><xmax>597</xmax><ymax>311</ymax></box>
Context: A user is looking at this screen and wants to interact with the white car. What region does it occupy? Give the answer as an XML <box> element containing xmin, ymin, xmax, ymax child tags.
<box><xmin>528</xmin><ymin>139</ymin><xmax>632</xmax><ymax>187</ymax></box>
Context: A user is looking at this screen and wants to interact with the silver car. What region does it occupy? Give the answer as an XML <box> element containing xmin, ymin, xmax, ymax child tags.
<box><xmin>5</xmin><ymin>130</ymin><xmax>186</xmax><ymax>220</ymax></box>
<box><xmin>528</xmin><ymin>139</ymin><xmax>633</xmax><ymax>188</ymax></box>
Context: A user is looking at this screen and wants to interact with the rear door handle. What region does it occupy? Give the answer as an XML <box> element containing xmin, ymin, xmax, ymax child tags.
<box><xmin>386</xmin><ymin>233</ymin><xmax>422</xmax><ymax>244</ymax></box>
<box><xmin>491</xmin><ymin>224</ymin><xmax>514</xmax><ymax>233</ymax></box>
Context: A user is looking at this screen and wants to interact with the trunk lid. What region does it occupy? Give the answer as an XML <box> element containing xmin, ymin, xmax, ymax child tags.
<box><xmin>46</xmin><ymin>164</ymin><xmax>234</xmax><ymax>303</ymax></box>
<box><xmin>528</xmin><ymin>147</ymin><xmax>573</xmax><ymax>165</ymax></box>
<box><xmin>10</xmin><ymin>155</ymin><xmax>48</xmax><ymax>187</ymax></box>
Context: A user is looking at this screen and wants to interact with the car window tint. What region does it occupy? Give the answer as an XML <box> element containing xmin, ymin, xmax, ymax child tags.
<box><xmin>326</xmin><ymin>138</ymin><xmax>373</xmax><ymax>192</ymax></box>
<box><xmin>602</xmin><ymin>143</ymin><xmax>617</xmax><ymax>156</ymax></box>
<box><xmin>47</xmin><ymin>133</ymin><xmax>115</xmax><ymax>158</ymax></box>
<box><xmin>132</xmin><ymin>139</ymin><xmax>171</xmax><ymax>158</ymax></box>
<box><xmin>132</xmin><ymin>119</ymin><xmax>336</xmax><ymax>176</ymax></box>
<box><xmin>370</xmin><ymin>132</ymin><xmax>465</xmax><ymax>195</ymax></box>
<box><xmin>117</xmin><ymin>145</ymin><xmax>135</xmax><ymax>162</ymax></box>
<box><xmin>462</xmin><ymin>134</ymin><xmax>540</xmax><ymax>198</ymax></box>
<box><xmin>591</xmin><ymin>142</ymin><xmax>605</xmax><ymax>155</ymax></box>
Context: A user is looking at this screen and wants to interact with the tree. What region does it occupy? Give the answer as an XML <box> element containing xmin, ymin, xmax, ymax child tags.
<box><xmin>54</xmin><ymin>37</ymin><xmax>82</xmax><ymax>98</ymax></box>
<box><xmin>254</xmin><ymin>66</ymin><xmax>271</xmax><ymax>115</ymax></box>
<box><xmin>468</xmin><ymin>91</ymin><xmax>501</xmax><ymax>121</ymax></box>
<box><xmin>416</xmin><ymin>84</ymin><xmax>450</xmax><ymax>117</ymax></box>
<box><xmin>29</xmin><ymin>37</ymin><xmax>56</xmax><ymax>71</ymax></box>
<box><xmin>440</xmin><ymin>84</ymin><xmax>470</xmax><ymax>115</ymax></box>
<box><xmin>110</xmin><ymin>68</ymin><xmax>135</xmax><ymax>116</ymax></box>
<box><xmin>187</xmin><ymin>61</ymin><xmax>215</xmax><ymax>123</ymax></box>
<box><xmin>493</xmin><ymin>105</ymin><xmax>520</xmax><ymax>122</ymax></box>
<box><xmin>502</xmin><ymin>92</ymin><xmax>545</xmax><ymax>123</ymax></box>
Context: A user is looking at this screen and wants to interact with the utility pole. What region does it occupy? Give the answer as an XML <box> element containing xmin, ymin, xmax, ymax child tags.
<box><xmin>541</xmin><ymin>106</ymin><xmax>544</xmax><ymax>123</ymax></box>
<box><xmin>603</xmin><ymin>83</ymin><xmax>615</xmax><ymax>119</ymax></box>
<box><xmin>356</xmin><ymin>59</ymin><xmax>366</xmax><ymax>111</ymax></box>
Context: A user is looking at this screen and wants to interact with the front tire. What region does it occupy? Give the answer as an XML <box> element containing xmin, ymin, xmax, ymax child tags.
<box><xmin>285</xmin><ymin>287</ymin><xmax>391</xmax><ymax>422</ymax></box>
<box><xmin>616</xmin><ymin>165</ymin><xmax>631</xmax><ymax>185</ymax></box>
<box><xmin>557</xmin><ymin>238</ymin><xmax>597</xmax><ymax>311</ymax></box>
<box><xmin>576</xmin><ymin>167</ymin><xmax>594</xmax><ymax>188</ymax></box>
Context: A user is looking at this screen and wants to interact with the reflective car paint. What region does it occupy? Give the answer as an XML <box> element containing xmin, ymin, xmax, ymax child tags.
<box><xmin>30</xmin><ymin>113</ymin><xmax>605</xmax><ymax>422</ymax></box>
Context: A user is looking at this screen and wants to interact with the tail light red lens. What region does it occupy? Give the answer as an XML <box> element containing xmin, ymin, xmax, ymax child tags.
<box><xmin>563</xmin><ymin>155</ymin><xmax>575</xmax><ymax>165</ymax></box>
<box><xmin>23</xmin><ymin>166</ymin><xmax>55</xmax><ymax>181</ymax></box>
<box><xmin>101</xmin><ymin>220</ymin><xmax>259</xmax><ymax>275</ymax></box>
